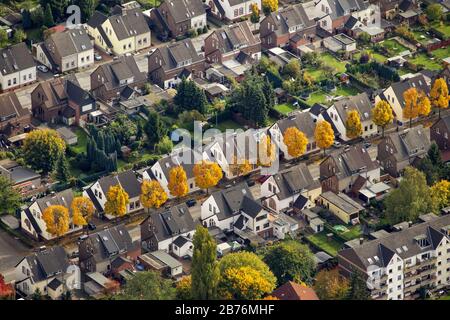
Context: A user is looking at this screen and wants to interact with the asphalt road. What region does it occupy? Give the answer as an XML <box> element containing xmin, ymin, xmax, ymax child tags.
<box><xmin>0</xmin><ymin>229</ymin><xmax>32</xmax><ymax>281</ymax></box>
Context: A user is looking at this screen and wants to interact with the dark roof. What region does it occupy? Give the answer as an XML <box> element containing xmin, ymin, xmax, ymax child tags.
<box><xmin>212</xmin><ymin>0</ymin><xmax>226</xmax><ymax>15</ymax></box>
<box><xmin>24</xmin><ymin>208</ymin><xmax>42</xmax><ymax>235</ymax></box>
<box><xmin>97</xmin><ymin>170</ymin><xmax>141</xmax><ymax>198</ymax></box>
<box><xmin>47</xmin><ymin>278</ymin><xmax>63</xmax><ymax>290</ymax></box>
<box><xmin>35</xmin><ymin>189</ymin><xmax>74</xmax><ymax>214</ymax></box>
<box><xmin>87</xmin><ymin>11</ymin><xmax>108</xmax><ymax>28</ymax></box>
<box><xmin>66</xmin><ymin>80</ymin><xmax>95</xmax><ymax>109</ymax></box>
<box><xmin>339</xmin><ymin>214</ymin><xmax>450</xmax><ymax>270</ymax></box>
<box><xmin>272</xmin><ymin>163</ymin><xmax>320</xmax><ymax>200</ymax></box>
<box><xmin>234</xmin><ymin>214</ymin><xmax>246</xmax><ymax>230</ymax></box>
<box><xmin>344</xmin><ymin>15</ymin><xmax>359</xmax><ymax>29</ymax></box>
<box><xmin>0</xmin><ymin>43</ymin><xmax>35</xmax><ymax>76</ymax></box>
<box><xmin>161</xmin><ymin>0</ymin><xmax>205</xmax><ymax>24</ymax></box>
<box><xmin>383</xmin><ymin>125</ymin><xmax>430</xmax><ymax>163</ymax></box>
<box><xmin>209</xmin><ymin>21</ymin><xmax>260</xmax><ymax>56</ymax></box>
<box><xmin>0</xmin><ymin>91</ymin><xmax>30</xmax><ymax>121</ymax></box>
<box><xmin>240</xmin><ymin>196</ymin><xmax>263</xmax><ymax>218</ymax></box>
<box><xmin>156</xmin><ymin>148</ymin><xmax>201</xmax><ymax>180</ymax></box>
<box><xmin>45</xmin><ymin>27</ymin><xmax>93</xmax><ymax>58</ymax></box>
<box><xmin>293</xmin><ymin>194</ymin><xmax>308</xmax><ymax>210</ymax></box>
<box><xmin>153</xmin><ymin>38</ymin><xmax>204</xmax><ymax>72</ymax></box>
<box><xmin>106</xmin><ymin>8</ymin><xmax>150</xmax><ymax>41</ymax></box>
<box><xmin>94</xmin><ymin>56</ymin><xmax>146</xmax><ymax>91</ymax></box>
<box><xmin>211</xmin><ymin>183</ymin><xmax>254</xmax><ymax>221</ymax></box>
<box><xmin>399</xmin><ymin>0</ymin><xmax>413</xmax><ymax>12</ymax></box>
<box><xmin>85</xmin><ymin>188</ymin><xmax>103</xmax><ymax>212</ymax></box>
<box><xmin>173</xmin><ymin>235</ymin><xmax>190</xmax><ymax>248</ymax></box>
<box><xmin>272</xmin><ymin>281</ymin><xmax>319</xmax><ymax>300</ymax></box>
<box><xmin>273</xmin><ymin>111</ymin><xmax>316</xmax><ymax>139</ymax></box>
<box><xmin>267</xmin><ymin>4</ymin><xmax>315</xmax><ymax>37</ymax></box>
<box><xmin>387</xmin><ymin>75</ymin><xmax>430</xmax><ymax>109</ymax></box>
<box><xmin>21</xmin><ymin>246</ymin><xmax>69</xmax><ymax>283</ymax></box>
<box><xmin>333</xmin><ymin>92</ymin><xmax>372</xmax><ymax>123</ymax></box>
<box><xmin>309</xmin><ymin>103</ymin><xmax>326</xmax><ymax>117</ymax></box>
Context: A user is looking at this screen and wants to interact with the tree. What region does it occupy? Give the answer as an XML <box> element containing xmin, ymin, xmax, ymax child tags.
<box><xmin>262</xmin><ymin>0</ymin><xmax>278</xmax><ymax>15</ymax></box>
<box><xmin>430</xmin><ymin>180</ymin><xmax>450</xmax><ymax>213</ymax></box>
<box><xmin>116</xmin><ymin>271</ymin><xmax>176</xmax><ymax>300</ymax></box>
<box><xmin>155</xmin><ymin>136</ymin><xmax>173</xmax><ymax>155</ymax></box>
<box><xmin>372</xmin><ymin>100</ymin><xmax>394</xmax><ymax>136</ymax></box>
<box><xmin>384</xmin><ymin>167</ymin><xmax>433</xmax><ymax>225</ymax></box>
<box><xmin>257</xmin><ymin>135</ymin><xmax>276</xmax><ymax>167</ymax></box>
<box><xmin>283</xmin><ymin>59</ymin><xmax>301</xmax><ymax>79</ymax></box>
<box><xmin>0</xmin><ymin>29</ymin><xmax>8</xmax><ymax>48</ymax></box>
<box><xmin>55</xmin><ymin>154</ymin><xmax>70</xmax><ymax>183</ymax></box>
<box><xmin>174</xmin><ymin>78</ymin><xmax>208</xmax><ymax>114</ymax></box>
<box><xmin>22</xmin><ymin>9</ymin><xmax>32</xmax><ymax>29</ymax></box>
<box><xmin>283</xmin><ymin>127</ymin><xmax>308</xmax><ymax>158</ymax></box>
<box><xmin>42</xmin><ymin>205</ymin><xmax>70</xmax><ymax>238</ymax></box>
<box><xmin>71</xmin><ymin>196</ymin><xmax>95</xmax><ymax>227</ymax></box>
<box><xmin>403</xmin><ymin>87</ymin><xmax>419</xmax><ymax>128</ymax></box>
<box><xmin>211</xmin><ymin>98</ymin><xmax>226</xmax><ymax>126</ymax></box>
<box><xmin>250</xmin><ymin>3</ymin><xmax>260</xmax><ymax>23</ymax></box>
<box><xmin>430</xmin><ymin>78</ymin><xmax>449</xmax><ymax>118</ymax></box>
<box><xmin>168</xmin><ymin>166</ymin><xmax>189</xmax><ymax>198</ymax></box>
<box><xmin>31</xmin><ymin>7</ymin><xmax>44</xmax><ymax>27</ymax></box>
<box><xmin>346</xmin><ymin>270</ymin><xmax>370</xmax><ymax>300</ymax></box>
<box><xmin>263</xmin><ymin>240</ymin><xmax>316</xmax><ymax>285</ymax></box>
<box><xmin>313</xmin><ymin>269</ymin><xmax>350</xmax><ymax>300</ymax></box>
<box><xmin>144</xmin><ymin>111</ymin><xmax>165</xmax><ymax>148</ymax></box>
<box><xmin>104</xmin><ymin>185</ymin><xmax>129</xmax><ymax>217</ymax></box>
<box><xmin>22</xmin><ymin>129</ymin><xmax>66</xmax><ymax>173</ymax></box>
<box><xmin>140</xmin><ymin>180</ymin><xmax>168</xmax><ymax>211</ymax></box>
<box><xmin>418</xmin><ymin>143</ymin><xmax>444</xmax><ymax>185</ymax></box>
<box><xmin>426</xmin><ymin>3</ymin><xmax>443</xmax><ymax>22</ymax></box>
<box><xmin>417</xmin><ymin>91</ymin><xmax>431</xmax><ymax>117</ymax></box>
<box><xmin>12</xmin><ymin>29</ymin><xmax>26</xmax><ymax>44</ymax></box>
<box><xmin>79</xmin><ymin>0</ymin><xmax>97</xmax><ymax>22</ymax></box>
<box><xmin>230</xmin><ymin>157</ymin><xmax>253</xmax><ymax>177</ymax></box>
<box><xmin>193</xmin><ymin>160</ymin><xmax>223</xmax><ymax>193</ymax></box>
<box><xmin>0</xmin><ymin>274</ymin><xmax>14</xmax><ymax>300</ymax></box>
<box><xmin>221</xmin><ymin>266</ymin><xmax>275</xmax><ymax>300</ymax></box>
<box><xmin>176</xmin><ymin>276</ymin><xmax>192</xmax><ymax>300</ymax></box>
<box><xmin>43</xmin><ymin>4</ymin><xmax>55</xmax><ymax>27</ymax></box>
<box><xmin>191</xmin><ymin>225</ymin><xmax>220</xmax><ymax>300</ymax></box>
<box><xmin>315</xmin><ymin>120</ymin><xmax>335</xmax><ymax>155</ymax></box>
<box><xmin>0</xmin><ymin>176</ymin><xmax>21</xmax><ymax>215</ymax></box>
<box><xmin>49</xmin><ymin>0</ymin><xmax>68</xmax><ymax>19</ymax></box>
<box><xmin>345</xmin><ymin>110</ymin><xmax>363</xmax><ymax>139</ymax></box>
<box><xmin>357</xmin><ymin>32</ymin><xmax>371</xmax><ymax>45</ymax></box>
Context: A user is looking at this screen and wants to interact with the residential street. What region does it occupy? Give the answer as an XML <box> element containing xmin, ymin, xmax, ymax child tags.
<box><xmin>0</xmin><ymin>229</ymin><xmax>32</xmax><ymax>282</ymax></box>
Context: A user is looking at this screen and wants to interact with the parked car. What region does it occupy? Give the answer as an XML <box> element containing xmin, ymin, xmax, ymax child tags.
<box><xmin>186</xmin><ymin>199</ymin><xmax>197</xmax><ymax>207</ymax></box>
<box><xmin>333</xmin><ymin>141</ymin><xmax>341</xmax><ymax>148</ymax></box>
<box><xmin>87</xmin><ymin>223</ymin><xmax>96</xmax><ymax>231</ymax></box>
<box><xmin>247</xmin><ymin>180</ymin><xmax>255</xmax><ymax>187</ymax></box>
<box><xmin>364</xmin><ymin>142</ymin><xmax>371</xmax><ymax>149</ymax></box>
<box><xmin>37</xmin><ymin>65</ymin><xmax>48</xmax><ymax>73</ymax></box>
<box><xmin>157</xmin><ymin>31</ymin><xmax>169</xmax><ymax>42</ymax></box>
<box><xmin>94</xmin><ymin>53</ymin><xmax>102</xmax><ymax>61</ymax></box>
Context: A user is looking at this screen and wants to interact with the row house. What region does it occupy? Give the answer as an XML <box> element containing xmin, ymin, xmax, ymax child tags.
<box><xmin>34</xmin><ymin>27</ymin><xmax>94</xmax><ymax>73</ymax></box>
<box><xmin>86</xmin><ymin>5</ymin><xmax>151</xmax><ymax>56</ymax></box>
<box><xmin>209</xmin><ymin>0</ymin><xmax>262</xmax><ymax>23</ymax></box>
<box><xmin>83</xmin><ymin>170</ymin><xmax>142</xmax><ymax>219</ymax></box>
<box><xmin>148</xmin><ymin>38</ymin><xmax>205</xmax><ymax>89</ymax></box>
<box><xmin>0</xmin><ymin>91</ymin><xmax>31</xmax><ymax>137</ymax></box>
<box><xmin>31</xmin><ymin>77</ymin><xmax>95</xmax><ymax>125</ymax></box>
<box><xmin>378</xmin><ymin>125</ymin><xmax>431</xmax><ymax>177</ymax></box>
<box><xmin>0</xmin><ymin>43</ymin><xmax>36</xmax><ymax>92</ymax></box>
<box><xmin>338</xmin><ymin>214</ymin><xmax>450</xmax><ymax>300</ymax></box>
<box><xmin>431</xmin><ymin>115</ymin><xmax>450</xmax><ymax>162</ymax></box>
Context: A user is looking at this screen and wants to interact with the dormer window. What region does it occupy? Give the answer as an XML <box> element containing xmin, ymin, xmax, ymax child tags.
<box><xmin>414</xmin><ymin>235</ymin><xmax>430</xmax><ymax>248</ymax></box>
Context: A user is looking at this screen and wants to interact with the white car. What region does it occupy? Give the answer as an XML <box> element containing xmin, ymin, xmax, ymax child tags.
<box><xmin>94</xmin><ymin>53</ymin><xmax>102</xmax><ymax>61</ymax></box>
<box><xmin>37</xmin><ymin>65</ymin><xmax>48</xmax><ymax>73</ymax></box>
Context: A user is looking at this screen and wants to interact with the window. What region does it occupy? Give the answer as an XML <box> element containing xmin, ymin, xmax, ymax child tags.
<box><xmin>397</xmin><ymin>275</ymin><xmax>402</xmax><ymax>281</ymax></box>
<box><xmin>130</xmin><ymin>202</ymin><xmax>135</xmax><ymax>210</ymax></box>
<box><xmin>239</xmin><ymin>7</ymin><xmax>243</xmax><ymax>15</ymax></box>
<box><xmin>234</xmin><ymin>9</ymin><xmax>238</xmax><ymax>17</ymax></box>
<box><xmin>209</xmin><ymin>204</ymin><xmax>212</xmax><ymax>212</ymax></box>
<box><xmin>256</xmin><ymin>214</ymin><xmax>268</xmax><ymax>222</ymax></box>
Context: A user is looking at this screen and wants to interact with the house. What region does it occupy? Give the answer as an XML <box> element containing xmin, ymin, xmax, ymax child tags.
<box><xmin>269</xmin><ymin>111</ymin><xmax>319</xmax><ymax>160</ymax></box>
<box><xmin>78</xmin><ymin>224</ymin><xmax>139</xmax><ymax>274</ymax></box>
<box><xmin>271</xmin><ymin>213</ymin><xmax>299</xmax><ymax>240</ymax></box>
<box><xmin>0</xmin><ymin>43</ymin><xmax>36</xmax><ymax>92</ymax></box>
<box><xmin>377</xmin><ymin>125</ymin><xmax>431</xmax><ymax>177</ymax></box>
<box><xmin>31</xmin><ymin>77</ymin><xmax>95</xmax><ymax>126</ymax></box>
<box><xmin>201</xmin><ymin>183</ymin><xmax>272</xmax><ymax>238</ymax></box>
<box><xmin>90</xmin><ymin>55</ymin><xmax>147</xmax><ymax>101</ymax></box>
<box><xmin>299</xmin><ymin>207</ymin><xmax>325</xmax><ymax>233</ymax></box>
<box><xmin>148</xmin><ymin>38</ymin><xmax>206</xmax><ymax>89</ymax></box>
<box><xmin>375</xmin><ymin>74</ymin><xmax>430</xmax><ymax>125</ymax></box>
<box><xmin>0</xmin><ymin>91</ymin><xmax>31</xmax><ymax>137</ymax></box>
<box><xmin>374</xmin><ymin>0</ymin><xmax>403</xmax><ymax>19</ymax></box>
<box><xmin>83</xmin><ymin>170</ymin><xmax>142</xmax><ymax>219</ymax></box>
<box><xmin>272</xmin><ymin>281</ymin><xmax>319</xmax><ymax>300</ymax></box>
<box><xmin>86</xmin><ymin>6</ymin><xmax>151</xmax><ymax>56</ymax></box>
<box><xmin>320</xmin><ymin>144</ymin><xmax>380</xmax><ymax>194</ymax></box>
<box><xmin>337</xmin><ymin>214</ymin><xmax>450</xmax><ymax>300</ymax></box>
<box><xmin>431</xmin><ymin>115</ymin><xmax>450</xmax><ymax>162</ymax></box>
<box><xmin>33</xmin><ymin>27</ymin><xmax>94</xmax><ymax>73</ymax></box>
<box><xmin>208</xmin><ymin>0</ymin><xmax>261</xmax><ymax>22</ymax></box>
<box><xmin>204</xmin><ymin>21</ymin><xmax>261</xmax><ymax>65</ymax></box>
<box><xmin>145</xmin><ymin>147</ymin><xmax>204</xmax><ymax>196</ymax></box>
<box><xmin>321</xmin><ymin>92</ymin><xmax>377</xmax><ymax>141</ymax></box>
<box><xmin>14</xmin><ymin>246</ymin><xmax>70</xmax><ymax>299</ymax></box>
<box><xmin>138</xmin><ymin>250</ymin><xmax>183</xmax><ymax>277</ymax></box>
<box><xmin>323</xmin><ymin>33</ymin><xmax>357</xmax><ymax>53</ymax></box>
<box><xmin>318</xmin><ymin>191</ymin><xmax>364</xmax><ymax>224</ymax></box>
<box><xmin>259</xmin><ymin>4</ymin><xmax>316</xmax><ymax>49</ymax></box>
<box><xmin>140</xmin><ymin>203</ymin><xmax>198</xmax><ymax>257</ymax></box>
<box><xmin>261</xmin><ymin>163</ymin><xmax>321</xmax><ymax>214</ymax></box>
<box><xmin>151</xmin><ymin>0</ymin><xmax>206</xmax><ymax>38</ymax></box>
<box><xmin>20</xmin><ymin>189</ymin><xmax>82</xmax><ymax>241</ymax></box>
<box><xmin>0</xmin><ymin>159</ymin><xmax>41</xmax><ymax>195</ymax></box>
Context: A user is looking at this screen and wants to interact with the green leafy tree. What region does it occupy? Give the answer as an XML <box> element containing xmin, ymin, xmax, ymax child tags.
<box><xmin>115</xmin><ymin>271</ymin><xmax>176</xmax><ymax>300</ymax></box>
<box><xmin>49</xmin><ymin>0</ymin><xmax>68</xmax><ymax>20</ymax></box>
<box><xmin>12</xmin><ymin>29</ymin><xmax>26</xmax><ymax>44</ymax></box>
<box><xmin>174</xmin><ymin>78</ymin><xmax>208</xmax><ymax>114</ymax></box>
<box><xmin>0</xmin><ymin>29</ymin><xmax>8</xmax><ymax>48</ymax></box>
<box><xmin>31</xmin><ymin>7</ymin><xmax>44</xmax><ymax>27</ymax></box>
<box><xmin>426</xmin><ymin>3</ymin><xmax>443</xmax><ymax>22</ymax></box>
<box><xmin>191</xmin><ymin>225</ymin><xmax>220</xmax><ymax>300</ymax></box>
<box><xmin>155</xmin><ymin>136</ymin><xmax>173</xmax><ymax>154</ymax></box>
<box><xmin>346</xmin><ymin>270</ymin><xmax>371</xmax><ymax>300</ymax></box>
<box><xmin>282</xmin><ymin>59</ymin><xmax>301</xmax><ymax>79</ymax></box>
<box><xmin>43</xmin><ymin>4</ymin><xmax>55</xmax><ymax>27</ymax></box>
<box><xmin>79</xmin><ymin>0</ymin><xmax>97</xmax><ymax>22</ymax></box>
<box><xmin>0</xmin><ymin>176</ymin><xmax>21</xmax><ymax>215</ymax></box>
<box><xmin>263</xmin><ymin>240</ymin><xmax>316</xmax><ymax>285</ymax></box>
<box><xmin>55</xmin><ymin>154</ymin><xmax>70</xmax><ymax>183</ymax></box>
<box><xmin>144</xmin><ymin>111</ymin><xmax>165</xmax><ymax>148</ymax></box>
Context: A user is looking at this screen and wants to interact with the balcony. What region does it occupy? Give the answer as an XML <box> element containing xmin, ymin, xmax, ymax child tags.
<box><xmin>405</xmin><ymin>257</ymin><xmax>436</xmax><ymax>272</ymax></box>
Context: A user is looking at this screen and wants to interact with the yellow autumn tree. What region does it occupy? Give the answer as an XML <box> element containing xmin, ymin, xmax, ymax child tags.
<box><xmin>42</xmin><ymin>205</ymin><xmax>70</xmax><ymax>238</ymax></box>
<box><xmin>168</xmin><ymin>166</ymin><xmax>189</xmax><ymax>198</ymax></box>
<box><xmin>193</xmin><ymin>160</ymin><xmax>223</xmax><ymax>193</ymax></box>
<box><xmin>230</xmin><ymin>156</ymin><xmax>253</xmax><ymax>177</ymax></box>
<box><xmin>104</xmin><ymin>185</ymin><xmax>129</xmax><ymax>217</ymax></box>
<box><xmin>345</xmin><ymin>110</ymin><xmax>363</xmax><ymax>139</ymax></box>
<box><xmin>430</xmin><ymin>78</ymin><xmax>449</xmax><ymax>118</ymax></box>
<box><xmin>283</xmin><ymin>127</ymin><xmax>308</xmax><ymax>158</ymax></box>
<box><xmin>141</xmin><ymin>179</ymin><xmax>168</xmax><ymax>212</ymax></box>
<box><xmin>314</xmin><ymin>120</ymin><xmax>334</xmax><ymax>155</ymax></box>
<box><xmin>313</xmin><ymin>269</ymin><xmax>350</xmax><ymax>300</ymax></box>
<box><xmin>372</xmin><ymin>100</ymin><xmax>394</xmax><ymax>136</ymax></box>
<box><xmin>176</xmin><ymin>276</ymin><xmax>192</xmax><ymax>300</ymax></box>
<box><xmin>71</xmin><ymin>196</ymin><xmax>95</xmax><ymax>227</ymax></box>
<box><xmin>221</xmin><ymin>266</ymin><xmax>276</xmax><ymax>300</ymax></box>
<box><xmin>418</xmin><ymin>91</ymin><xmax>431</xmax><ymax>117</ymax></box>
<box><xmin>262</xmin><ymin>0</ymin><xmax>278</xmax><ymax>14</ymax></box>
<box><xmin>403</xmin><ymin>87</ymin><xmax>419</xmax><ymax>128</ymax></box>
<box><xmin>431</xmin><ymin>180</ymin><xmax>450</xmax><ymax>213</ymax></box>
<box><xmin>257</xmin><ymin>135</ymin><xmax>276</xmax><ymax>167</ymax></box>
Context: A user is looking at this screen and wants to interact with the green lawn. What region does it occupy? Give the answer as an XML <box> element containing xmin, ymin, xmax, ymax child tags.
<box><xmin>307</xmin><ymin>232</ymin><xmax>344</xmax><ymax>257</ymax></box>
<box><xmin>137</xmin><ymin>0</ymin><xmax>162</xmax><ymax>9</ymax></box>
<box><xmin>338</xmin><ymin>225</ymin><xmax>362</xmax><ymax>241</ymax></box>
<box><xmin>381</xmin><ymin>39</ymin><xmax>409</xmax><ymax>55</ymax></box>
<box><xmin>407</xmin><ymin>53</ymin><xmax>443</xmax><ymax>71</ymax></box>
<box><xmin>431</xmin><ymin>46</ymin><xmax>450</xmax><ymax>60</ymax></box>
<box><xmin>305</xmin><ymin>85</ymin><xmax>361</xmax><ymax>106</ymax></box>
<box><xmin>306</xmin><ymin>91</ymin><xmax>328</xmax><ymax>105</ymax></box>
<box><xmin>432</xmin><ymin>22</ymin><xmax>450</xmax><ymax>39</ymax></box>
<box><xmin>274</xmin><ymin>103</ymin><xmax>296</xmax><ymax>115</ymax></box>
<box><xmin>335</xmin><ymin>86</ymin><xmax>360</xmax><ymax>97</ymax></box>
<box><xmin>411</xmin><ymin>29</ymin><xmax>434</xmax><ymax>45</ymax></box>
<box><xmin>305</xmin><ymin>53</ymin><xmax>347</xmax><ymax>82</ymax></box>
<box><xmin>71</xmin><ymin>127</ymin><xmax>89</xmax><ymax>154</ymax></box>
<box><xmin>354</xmin><ymin>50</ymin><xmax>388</xmax><ymax>63</ymax></box>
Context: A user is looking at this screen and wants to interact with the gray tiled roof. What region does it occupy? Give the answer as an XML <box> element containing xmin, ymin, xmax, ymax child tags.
<box><xmin>46</xmin><ymin>27</ymin><xmax>92</xmax><ymax>58</ymax></box>
<box><xmin>106</xmin><ymin>8</ymin><xmax>150</xmax><ymax>41</ymax></box>
<box><xmin>272</xmin><ymin>163</ymin><xmax>320</xmax><ymax>200</ymax></box>
<box><xmin>269</xmin><ymin>4</ymin><xmax>315</xmax><ymax>37</ymax></box>
<box><xmin>211</xmin><ymin>21</ymin><xmax>260</xmax><ymax>55</ymax></box>
<box><xmin>333</xmin><ymin>92</ymin><xmax>372</xmax><ymax>123</ymax></box>
<box><xmin>162</xmin><ymin>0</ymin><xmax>205</xmax><ymax>24</ymax></box>
<box><xmin>21</xmin><ymin>246</ymin><xmax>69</xmax><ymax>283</ymax></box>
<box><xmin>96</xmin><ymin>56</ymin><xmax>146</xmax><ymax>91</ymax></box>
<box><xmin>156</xmin><ymin>38</ymin><xmax>204</xmax><ymax>72</ymax></box>
<box><xmin>0</xmin><ymin>91</ymin><xmax>30</xmax><ymax>120</ymax></box>
<box><xmin>35</xmin><ymin>189</ymin><xmax>74</xmax><ymax>214</ymax></box>
<box><xmin>385</xmin><ymin>125</ymin><xmax>430</xmax><ymax>163</ymax></box>
<box><xmin>274</xmin><ymin>111</ymin><xmax>316</xmax><ymax>139</ymax></box>
<box><xmin>98</xmin><ymin>170</ymin><xmax>141</xmax><ymax>198</ymax></box>
<box><xmin>0</xmin><ymin>43</ymin><xmax>35</xmax><ymax>76</ymax></box>
<box><xmin>211</xmin><ymin>183</ymin><xmax>254</xmax><ymax>221</ymax></box>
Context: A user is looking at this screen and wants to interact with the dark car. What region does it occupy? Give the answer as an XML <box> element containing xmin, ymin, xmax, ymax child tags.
<box><xmin>364</xmin><ymin>142</ymin><xmax>371</xmax><ymax>149</ymax></box>
<box><xmin>257</xmin><ymin>175</ymin><xmax>270</xmax><ymax>184</ymax></box>
<box><xmin>247</xmin><ymin>180</ymin><xmax>256</xmax><ymax>187</ymax></box>
<box><xmin>157</xmin><ymin>31</ymin><xmax>169</xmax><ymax>42</ymax></box>
<box><xmin>186</xmin><ymin>199</ymin><xmax>197</xmax><ymax>207</ymax></box>
<box><xmin>88</xmin><ymin>223</ymin><xmax>96</xmax><ymax>231</ymax></box>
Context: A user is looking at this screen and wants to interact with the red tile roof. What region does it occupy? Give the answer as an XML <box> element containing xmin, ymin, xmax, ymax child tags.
<box><xmin>272</xmin><ymin>281</ymin><xmax>319</xmax><ymax>300</ymax></box>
